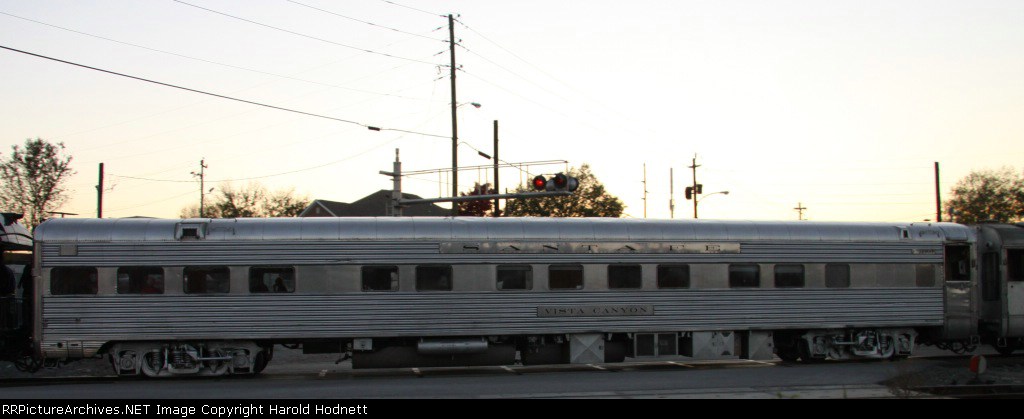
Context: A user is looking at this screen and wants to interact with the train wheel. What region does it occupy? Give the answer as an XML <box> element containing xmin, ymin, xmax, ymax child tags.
<box><xmin>995</xmin><ymin>339</ymin><xmax>1017</xmax><ymax>356</ymax></box>
<box><xmin>140</xmin><ymin>351</ymin><xmax>163</xmax><ymax>377</ymax></box>
<box><xmin>14</xmin><ymin>355</ymin><xmax>41</xmax><ymax>373</ymax></box>
<box><xmin>252</xmin><ymin>350</ymin><xmax>270</xmax><ymax>374</ymax></box>
<box><xmin>797</xmin><ymin>340</ymin><xmax>823</xmax><ymax>363</ymax></box>
<box><xmin>204</xmin><ymin>349</ymin><xmax>229</xmax><ymax>376</ymax></box>
<box><xmin>878</xmin><ymin>336</ymin><xmax>895</xmax><ymax>359</ymax></box>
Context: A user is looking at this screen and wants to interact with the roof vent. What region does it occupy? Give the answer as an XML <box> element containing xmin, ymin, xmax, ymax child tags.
<box><xmin>176</xmin><ymin>222</ymin><xmax>207</xmax><ymax>240</ymax></box>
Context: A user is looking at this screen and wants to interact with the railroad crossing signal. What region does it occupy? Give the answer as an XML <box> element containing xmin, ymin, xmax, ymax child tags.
<box><xmin>685</xmin><ymin>184</ymin><xmax>702</xmax><ymax>200</ymax></box>
<box><xmin>532</xmin><ymin>175</ymin><xmax>548</xmax><ymax>191</ymax></box>
<box><xmin>532</xmin><ymin>173</ymin><xmax>579</xmax><ymax>192</ymax></box>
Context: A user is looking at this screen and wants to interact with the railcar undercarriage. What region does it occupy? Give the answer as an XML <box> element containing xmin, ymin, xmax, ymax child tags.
<box><xmin>108</xmin><ymin>341</ymin><xmax>271</xmax><ymax>377</ymax></box>
<box><xmin>774</xmin><ymin>328</ymin><xmax>917</xmax><ymax>361</ymax></box>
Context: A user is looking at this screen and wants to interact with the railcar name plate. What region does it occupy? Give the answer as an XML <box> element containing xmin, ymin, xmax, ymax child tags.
<box><xmin>537</xmin><ymin>305</ymin><xmax>654</xmax><ymax>317</ymax></box>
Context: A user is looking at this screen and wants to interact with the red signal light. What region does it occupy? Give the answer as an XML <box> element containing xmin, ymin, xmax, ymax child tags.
<box><xmin>553</xmin><ymin>173</ymin><xmax>568</xmax><ymax>188</ymax></box>
<box><xmin>548</xmin><ymin>173</ymin><xmax>578</xmax><ymax>192</ymax></box>
<box><xmin>532</xmin><ymin>175</ymin><xmax>547</xmax><ymax>191</ymax></box>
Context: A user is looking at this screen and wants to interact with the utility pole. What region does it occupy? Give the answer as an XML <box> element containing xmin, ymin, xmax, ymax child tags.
<box><xmin>378</xmin><ymin>149</ymin><xmax>401</xmax><ymax>215</ymax></box>
<box><xmin>669</xmin><ymin>168</ymin><xmax>675</xmax><ymax>219</ymax></box>
<box><xmin>690</xmin><ymin>155</ymin><xmax>701</xmax><ymax>219</ymax></box>
<box><xmin>191</xmin><ymin>159</ymin><xmax>208</xmax><ymax>218</ymax></box>
<box><xmin>96</xmin><ymin>162</ymin><xmax>104</xmax><ymax>218</ymax></box>
<box><xmin>642</xmin><ymin>163</ymin><xmax>648</xmax><ymax>218</ymax></box>
<box><xmin>934</xmin><ymin>162</ymin><xmax>942</xmax><ymax>222</ymax></box>
<box><xmin>493</xmin><ymin>120</ymin><xmax>500</xmax><ymax>217</ymax></box>
<box><xmin>448</xmin><ymin>13</ymin><xmax>459</xmax><ymax>217</ymax></box>
<box><xmin>794</xmin><ymin>202</ymin><xmax>807</xmax><ymax>220</ymax></box>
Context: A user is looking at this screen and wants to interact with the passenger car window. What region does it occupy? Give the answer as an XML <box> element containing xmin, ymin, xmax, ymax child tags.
<box><xmin>549</xmin><ymin>265</ymin><xmax>583</xmax><ymax>290</ymax></box>
<box><xmin>416</xmin><ymin>265</ymin><xmax>452</xmax><ymax>291</ymax></box>
<box><xmin>362</xmin><ymin>266</ymin><xmax>399</xmax><ymax>291</ymax></box>
<box><xmin>250</xmin><ymin>266</ymin><xmax>295</xmax><ymax>293</ymax></box>
<box><xmin>50</xmin><ymin>267</ymin><xmax>98</xmax><ymax>295</ymax></box>
<box><xmin>915</xmin><ymin>264</ymin><xmax>936</xmax><ymax>287</ymax></box>
<box><xmin>774</xmin><ymin>264</ymin><xmax>804</xmax><ymax>288</ymax></box>
<box><xmin>184</xmin><ymin>266</ymin><xmax>230</xmax><ymax>294</ymax></box>
<box><xmin>117</xmin><ymin>267</ymin><xmax>164</xmax><ymax>294</ymax></box>
<box><xmin>657</xmin><ymin>265</ymin><xmax>690</xmax><ymax>289</ymax></box>
<box><xmin>729</xmin><ymin>264</ymin><xmax>760</xmax><ymax>288</ymax></box>
<box><xmin>497</xmin><ymin>265</ymin><xmax>532</xmax><ymax>290</ymax></box>
<box><xmin>608</xmin><ymin>264</ymin><xmax>642</xmax><ymax>289</ymax></box>
<box><xmin>1009</xmin><ymin>249</ymin><xmax>1024</xmax><ymax>282</ymax></box>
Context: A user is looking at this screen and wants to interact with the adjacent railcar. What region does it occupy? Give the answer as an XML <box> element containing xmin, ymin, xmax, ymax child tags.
<box><xmin>19</xmin><ymin>216</ymin><xmax>983</xmax><ymax>376</ymax></box>
<box><xmin>975</xmin><ymin>223</ymin><xmax>1024</xmax><ymax>354</ymax></box>
<box><xmin>1</xmin><ymin>213</ymin><xmax>33</xmax><ymax>370</ymax></box>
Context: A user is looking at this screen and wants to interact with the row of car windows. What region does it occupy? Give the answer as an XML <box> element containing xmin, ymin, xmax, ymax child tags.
<box><xmin>47</xmin><ymin>263</ymin><xmax>866</xmax><ymax>295</ymax></box>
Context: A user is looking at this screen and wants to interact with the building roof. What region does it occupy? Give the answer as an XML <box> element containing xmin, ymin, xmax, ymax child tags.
<box><xmin>298</xmin><ymin>190</ymin><xmax>448</xmax><ymax>217</ymax></box>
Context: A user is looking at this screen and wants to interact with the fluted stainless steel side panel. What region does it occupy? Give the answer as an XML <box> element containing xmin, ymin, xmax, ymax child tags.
<box><xmin>41</xmin><ymin>288</ymin><xmax>942</xmax><ymax>358</ymax></box>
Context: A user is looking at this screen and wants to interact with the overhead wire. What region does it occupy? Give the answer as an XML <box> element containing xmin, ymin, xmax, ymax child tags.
<box><xmin>455</xmin><ymin>18</ymin><xmax>659</xmax><ymax>140</ymax></box>
<box><xmin>376</xmin><ymin>0</ymin><xmax>447</xmax><ymax>18</ymax></box>
<box><xmin>0</xmin><ymin>44</ymin><xmax>449</xmax><ymax>139</ymax></box>
<box><xmin>0</xmin><ymin>11</ymin><xmax>439</xmax><ymax>102</ymax></box>
<box><xmin>172</xmin><ymin>0</ymin><xmax>440</xmax><ymax>66</ymax></box>
<box><xmin>104</xmin><ymin>189</ymin><xmax>197</xmax><ymax>214</ymax></box>
<box><xmin>104</xmin><ymin>64</ymin><xmax>450</xmax><ymax>192</ymax></box>
<box><xmin>74</xmin><ymin>57</ymin><xmax>432</xmax><ymax>157</ymax></box>
<box><xmin>108</xmin><ymin>100</ymin><xmax>453</xmax><ymax>186</ymax></box>
<box><xmin>285</xmin><ymin>0</ymin><xmax>445</xmax><ymax>41</ymax></box>
<box><xmin>457</xmin><ymin>68</ymin><xmax>608</xmax><ymax>137</ymax></box>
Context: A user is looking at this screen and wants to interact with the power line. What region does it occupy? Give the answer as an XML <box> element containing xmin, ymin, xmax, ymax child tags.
<box><xmin>456</xmin><ymin>140</ymin><xmax>546</xmax><ymax>178</ymax></box>
<box><xmin>0</xmin><ymin>44</ymin><xmax>449</xmax><ymax>139</ymax></box>
<box><xmin>172</xmin><ymin>0</ymin><xmax>440</xmax><ymax>66</ymax></box>
<box><xmin>285</xmin><ymin>0</ymin><xmax>445</xmax><ymax>41</ymax></box>
<box><xmin>456</xmin><ymin>18</ymin><xmax>575</xmax><ymax>92</ymax></box>
<box><xmin>376</xmin><ymin>0</ymin><xmax>446</xmax><ymax>18</ymax></box>
<box><xmin>454</xmin><ymin>37</ymin><xmax>584</xmax><ymax>115</ymax></box>
<box><xmin>112</xmin><ymin>131</ymin><xmax>410</xmax><ymax>186</ymax></box>
<box><xmin>104</xmin><ymin>189</ymin><xmax>196</xmax><ymax>214</ymax></box>
<box><xmin>0</xmin><ymin>11</ymin><xmax>438</xmax><ymax>102</ymax></box>
<box><xmin>108</xmin><ymin>174</ymin><xmax>193</xmax><ymax>183</ymax></box>
<box><xmin>111</xmin><ymin>91</ymin><xmax>450</xmax><ymax>187</ymax></box>
<box><xmin>455</xmin><ymin>18</ymin><xmax>653</xmax><ymax>138</ymax></box>
<box><xmin>72</xmin><ymin>60</ymin><xmax>434</xmax><ymax>155</ymax></box>
<box><xmin>458</xmin><ymin>69</ymin><xmax>607</xmax><ymax>136</ymax></box>
<box><xmin>106</xmin><ymin>106</ymin><xmax>452</xmax><ymax>186</ymax></box>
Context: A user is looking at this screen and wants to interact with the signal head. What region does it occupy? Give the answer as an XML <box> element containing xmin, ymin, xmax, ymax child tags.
<box><xmin>531</xmin><ymin>175</ymin><xmax>547</xmax><ymax>191</ymax></box>
<box><xmin>547</xmin><ymin>173</ymin><xmax>579</xmax><ymax>192</ymax></box>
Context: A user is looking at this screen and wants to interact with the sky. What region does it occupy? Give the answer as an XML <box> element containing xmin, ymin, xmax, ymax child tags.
<box><xmin>1</xmin><ymin>0</ymin><xmax>1021</xmax><ymax>222</ymax></box>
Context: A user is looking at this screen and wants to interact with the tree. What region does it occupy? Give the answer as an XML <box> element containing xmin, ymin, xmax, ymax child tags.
<box><xmin>944</xmin><ymin>167</ymin><xmax>1024</xmax><ymax>224</ymax></box>
<box><xmin>457</xmin><ymin>183</ymin><xmax>495</xmax><ymax>217</ymax></box>
<box><xmin>215</xmin><ymin>183</ymin><xmax>266</xmax><ymax>218</ymax></box>
<box><xmin>264</xmin><ymin>188</ymin><xmax>310</xmax><ymax>218</ymax></box>
<box><xmin>0</xmin><ymin>138</ymin><xmax>75</xmax><ymax>228</ymax></box>
<box><xmin>179</xmin><ymin>182</ymin><xmax>309</xmax><ymax>218</ymax></box>
<box><xmin>502</xmin><ymin>164</ymin><xmax>625</xmax><ymax>217</ymax></box>
<box><xmin>179</xmin><ymin>203</ymin><xmax>222</xmax><ymax>219</ymax></box>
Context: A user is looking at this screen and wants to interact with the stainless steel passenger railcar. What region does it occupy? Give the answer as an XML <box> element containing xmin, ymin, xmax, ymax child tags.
<box><xmin>4</xmin><ymin>216</ymin><xmax>1022</xmax><ymax>377</ymax></box>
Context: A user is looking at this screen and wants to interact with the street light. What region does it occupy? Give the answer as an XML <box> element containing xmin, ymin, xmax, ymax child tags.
<box><xmin>451</xmin><ymin>102</ymin><xmax>482</xmax><ymax>216</ymax></box>
<box><xmin>694</xmin><ymin>191</ymin><xmax>729</xmax><ymax>219</ymax></box>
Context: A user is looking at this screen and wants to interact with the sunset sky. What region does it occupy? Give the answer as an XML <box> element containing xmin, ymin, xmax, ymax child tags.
<box><xmin>1</xmin><ymin>0</ymin><xmax>1021</xmax><ymax>222</ymax></box>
